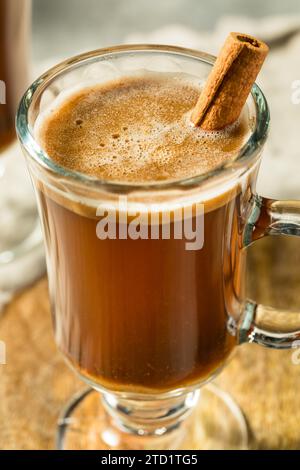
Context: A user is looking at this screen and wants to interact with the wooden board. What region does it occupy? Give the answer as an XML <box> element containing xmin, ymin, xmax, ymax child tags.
<box><xmin>0</xmin><ymin>236</ymin><xmax>300</xmax><ymax>449</ymax></box>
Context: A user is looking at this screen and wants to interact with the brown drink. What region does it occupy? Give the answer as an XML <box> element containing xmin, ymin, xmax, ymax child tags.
<box><xmin>36</xmin><ymin>73</ymin><xmax>251</xmax><ymax>393</ymax></box>
<box><xmin>0</xmin><ymin>0</ymin><xmax>30</xmax><ymax>152</ymax></box>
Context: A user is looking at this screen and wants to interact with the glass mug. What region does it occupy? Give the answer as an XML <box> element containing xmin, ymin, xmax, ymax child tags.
<box><xmin>16</xmin><ymin>45</ymin><xmax>300</xmax><ymax>450</ymax></box>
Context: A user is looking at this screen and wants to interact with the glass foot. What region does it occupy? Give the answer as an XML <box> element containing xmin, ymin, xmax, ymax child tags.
<box><xmin>57</xmin><ymin>383</ymin><xmax>248</xmax><ymax>450</ymax></box>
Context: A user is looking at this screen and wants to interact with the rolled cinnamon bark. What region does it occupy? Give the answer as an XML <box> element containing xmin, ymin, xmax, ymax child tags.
<box><xmin>191</xmin><ymin>32</ymin><xmax>269</xmax><ymax>130</ymax></box>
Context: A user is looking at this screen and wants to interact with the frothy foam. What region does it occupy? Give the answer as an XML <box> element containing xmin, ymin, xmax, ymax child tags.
<box><xmin>35</xmin><ymin>73</ymin><xmax>251</xmax><ymax>184</ymax></box>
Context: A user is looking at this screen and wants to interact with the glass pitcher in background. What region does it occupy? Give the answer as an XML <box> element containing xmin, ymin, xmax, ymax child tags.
<box><xmin>0</xmin><ymin>0</ymin><xmax>43</xmax><ymax>304</ymax></box>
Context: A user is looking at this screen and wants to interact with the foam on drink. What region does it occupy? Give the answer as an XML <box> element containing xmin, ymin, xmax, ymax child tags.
<box><xmin>35</xmin><ymin>72</ymin><xmax>251</xmax><ymax>184</ymax></box>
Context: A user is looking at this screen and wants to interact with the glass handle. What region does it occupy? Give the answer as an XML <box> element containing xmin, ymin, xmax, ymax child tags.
<box><xmin>237</xmin><ymin>195</ymin><xmax>300</xmax><ymax>347</ymax></box>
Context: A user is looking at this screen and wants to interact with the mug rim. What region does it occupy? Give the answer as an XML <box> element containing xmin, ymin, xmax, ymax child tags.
<box><xmin>16</xmin><ymin>43</ymin><xmax>270</xmax><ymax>192</ymax></box>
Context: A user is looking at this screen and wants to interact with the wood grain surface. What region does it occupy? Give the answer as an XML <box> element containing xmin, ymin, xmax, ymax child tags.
<box><xmin>0</xmin><ymin>236</ymin><xmax>300</xmax><ymax>449</ymax></box>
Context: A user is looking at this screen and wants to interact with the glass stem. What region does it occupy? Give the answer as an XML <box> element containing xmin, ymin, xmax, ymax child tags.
<box><xmin>101</xmin><ymin>390</ymin><xmax>199</xmax><ymax>448</ymax></box>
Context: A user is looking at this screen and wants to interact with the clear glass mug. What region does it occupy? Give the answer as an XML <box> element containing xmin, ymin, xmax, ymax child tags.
<box><xmin>16</xmin><ymin>45</ymin><xmax>300</xmax><ymax>450</ymax></box>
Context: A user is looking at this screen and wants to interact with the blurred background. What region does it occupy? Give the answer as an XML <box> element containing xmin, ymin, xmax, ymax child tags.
<box><xmin>32</xmin><ymin>0</ymin><xmax>300</xmax><ymax>200</ymax></box>
<box><xmin>33</xmin><ymin>0</ymin><xmax>300</xmax><ymax>60</ymax></box>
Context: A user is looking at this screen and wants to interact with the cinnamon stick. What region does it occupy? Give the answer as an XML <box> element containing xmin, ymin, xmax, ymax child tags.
<box><xmin>191</xmin><ymin>32</ymin><xmax>269</xmax><ymax>130</ymax></box>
